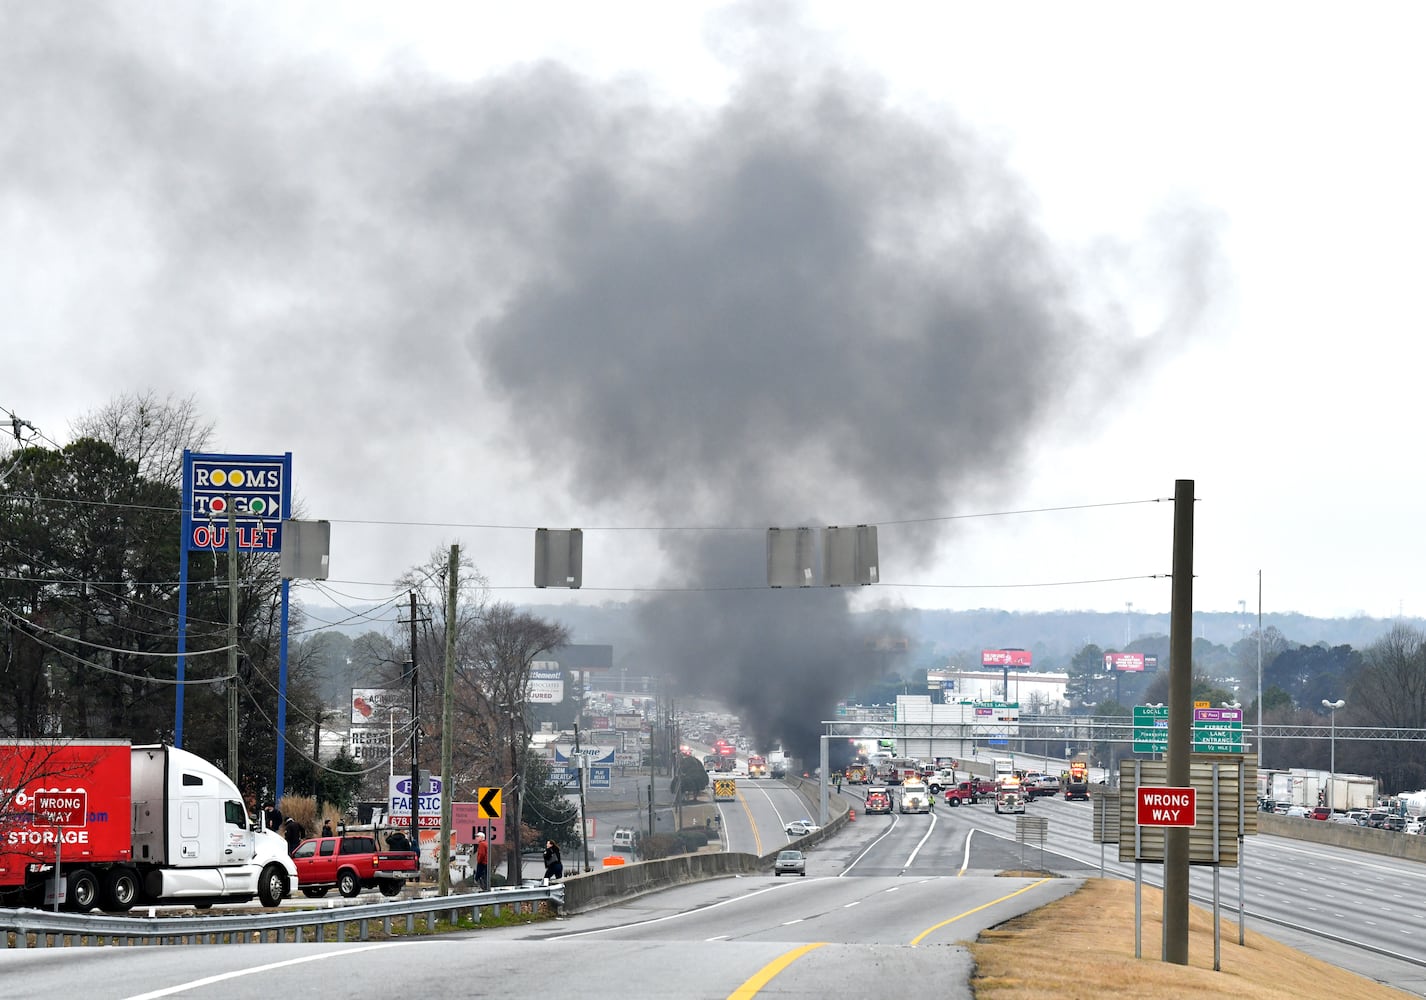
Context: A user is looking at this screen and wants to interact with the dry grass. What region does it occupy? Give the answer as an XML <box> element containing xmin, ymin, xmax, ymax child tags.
<box><xmin>969</xmin><ymin>877</ymin><xmax>1411</xmax><ymax>1000</ymax></box>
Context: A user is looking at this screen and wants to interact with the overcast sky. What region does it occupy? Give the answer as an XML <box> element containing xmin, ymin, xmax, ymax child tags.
<box><xmin>5</xmin><ymin>1</ymin><xmax>1424</xmax><ymax>622</ymax></box>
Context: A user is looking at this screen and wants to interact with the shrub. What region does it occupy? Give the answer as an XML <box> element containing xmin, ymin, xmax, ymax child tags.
<box><xmin>639</xmin><ymin>833</ymin><xmax>683</xmax><ymax>860</ymax></box>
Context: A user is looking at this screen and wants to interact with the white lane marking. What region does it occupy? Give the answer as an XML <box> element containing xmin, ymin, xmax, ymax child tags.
<box><xmin>782</xmin><ymin>918</ymin><xmax>804</xmax><ymax>925</ymax></box>
<box><xmin>901</xmin><ymin>812</ymin><xmax>938</xmax><ymax>870</ymax></box>
<box><xmin>838</xmin><ymin>791</ymin><xmax>900</xmax><ymax>877</ymax></box>
<box><xmin>549</xmin><ymin>882</ymin><xmax>796</xmax><ymax>939</ymax></box>
<box><xmin>122</xmin><ymin>943</ymin><xmax>408</xmax><ymax>999</ymax></box>
<box><xmin>960</xmin><ymin>829</ymin><xmax>975</xmax><ymax>874</ymax></box>
<box><xmin>706</xmin><ymin>935</ymin><xmax>730</xmax><ymax>941</ymax></box>
<box><xmin>747</xmin><ymin>779</ymin><xmax>795</xmax><ymax>839</ymax></box>
<box><xmin>843</xmin><ymin>901</ymin><xmax>860</xmax><ymax>907</ymax></box>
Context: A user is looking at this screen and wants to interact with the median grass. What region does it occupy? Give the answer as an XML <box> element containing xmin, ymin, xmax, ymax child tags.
<box><xmin>969</xmin><ymin>877</ymin><xmax>1411</xmax><ymax>999</ymax></box>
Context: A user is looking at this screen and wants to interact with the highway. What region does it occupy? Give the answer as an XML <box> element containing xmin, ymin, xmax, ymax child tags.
<box><xmin>836</xmin><ymin>782</ymin><xmax>1426</xmax><ymax>996</ymax></box>
<box><xmin>7</xmin><ymin>762</ymin><xmax>1426</xmax><ymax>998</ymax></box>
<box><xmin>0</xmin><ymin>858</ymin><xmax>1076</xmax><ymax>1000</ymax></box>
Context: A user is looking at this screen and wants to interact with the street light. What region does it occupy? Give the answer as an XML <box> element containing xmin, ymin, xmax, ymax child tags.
<box><xmin>1322</xmin><ymin>699</ymin><xmax>1345</xmax><ymax>811</ymax></box>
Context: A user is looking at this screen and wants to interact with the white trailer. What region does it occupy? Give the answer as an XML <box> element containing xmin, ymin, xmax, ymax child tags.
<box><xmin>1262</xmin><ymin>769</ymin><xmax>1378</xmax><ymax>811</ymax></box>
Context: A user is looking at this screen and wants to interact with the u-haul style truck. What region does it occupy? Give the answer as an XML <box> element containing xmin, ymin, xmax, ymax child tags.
<box><xmin>0</xmin><ymin>740</ymin><xmax>297</xmax><ymax>911</ymax></box>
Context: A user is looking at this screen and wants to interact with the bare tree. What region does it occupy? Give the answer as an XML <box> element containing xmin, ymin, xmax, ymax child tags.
<box><xmin>1350</xmin><ymin>624</ymin><xmax>1426</xmax><ymax>790</ymax></box>
<box><xmin>461</xmin><ymin>604</ymin><xmax>568</xmax><ymax>885</ymax></box>
<box><xmin>72</xmin><ymin>391</ymin><xmax>214</xmax><ymax>489</ymax></box>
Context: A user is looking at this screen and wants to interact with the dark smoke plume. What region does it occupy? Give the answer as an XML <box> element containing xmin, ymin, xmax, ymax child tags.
<box><xmin>1</xmin><ymin>4</ymin><xmax>1219</xmax><ymax>761</ymax></box>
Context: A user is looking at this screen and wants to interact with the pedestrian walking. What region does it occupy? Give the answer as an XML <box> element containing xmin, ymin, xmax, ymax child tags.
<box><xmin>543</xmin><ymin>839</ymin><xmax>563</xmax><ymax>881</ymax></box>
<box><xmin>474</xmin><ymin>833</ymin><xmax>489</xmax><ymax>890</ymax></box>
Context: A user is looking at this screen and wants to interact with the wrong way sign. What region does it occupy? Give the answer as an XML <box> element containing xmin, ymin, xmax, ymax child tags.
<box><xmin>1135</xmin><ymin>785</ymin><xmax>1197</xmax><ymax>826</ymax></box>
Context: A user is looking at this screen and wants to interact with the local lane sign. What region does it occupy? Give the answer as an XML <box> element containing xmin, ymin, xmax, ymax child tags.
<box><xmin>1136</xmin><ymin>786</ymin><xmax>1197</xmax><ymax>826</ymax></box>
<box><xmin>1133</xmin><ymin>705</ymin><xmax>1244</xmax><ymax>753</ymax></box>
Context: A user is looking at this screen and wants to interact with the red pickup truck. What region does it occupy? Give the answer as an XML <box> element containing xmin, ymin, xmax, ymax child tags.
<box><xmin>291</xmin><ymin>834</ymin><xmax>419</xmax><ymax>898</ymax></box>
<box><xmin>943</xmin><ymin>779</ymin><xmax>996</xmax><ymax>806</ymax></box>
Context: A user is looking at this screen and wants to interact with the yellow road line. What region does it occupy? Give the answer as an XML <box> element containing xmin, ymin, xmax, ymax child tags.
<box><xmin>909</xmin><ymin>877</ymin><xmax>1052</xmax><ymax>946</ymax></box>
<box><xmin>737</xmin><ymin>787</ymin><xmax>762</xmax><ymax>857</ymax></box>
<box><xmin>726</xmin><ymin>942</ymin><xmax>827</xmax><ymax>1000</ymax></box>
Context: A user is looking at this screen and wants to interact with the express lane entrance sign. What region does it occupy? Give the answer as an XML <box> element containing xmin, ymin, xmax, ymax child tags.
<box><xmin>1132</xmin><ymin>705</ymin><xmax>1244</xmax><ymax>753</ymax></box>
<box><xmin>1135</xmin><ymin>785</ymin><xmax>1197</xmax><ymax>826</ymax></box>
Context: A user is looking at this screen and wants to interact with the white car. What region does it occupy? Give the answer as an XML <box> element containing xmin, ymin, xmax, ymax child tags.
<box><xmin>784</xmin><ymin>820</ymin><xmax>821</xmax><ymax>836</ymax></box>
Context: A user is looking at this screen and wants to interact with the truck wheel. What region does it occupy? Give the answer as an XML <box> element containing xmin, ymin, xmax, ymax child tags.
<box><xmin>102</xmin><ymin>868</ymin><xmax>139</xmax><ymax>911</ymax></box>
<box><xmin>948</xmin><ymin>797</ymin><xmax>960</xmax><ymax>807</ymax></box>
<box><xmin>378</xmin><ymin>879</ymin><xmax>403</xmax><ymax>897</ymax></box>
<box><xmin>67</xmin><ymin>868</ymin><xmax>100</xmax><ymax>912</ymax></box>
<box><xmin>338</xmin><ymin>870</ymin><xmax>362</xmax><ymax>898</ymax></box>
<box><xmin>258</xmin><ymin>864</ymin><xmax>290</xmax><ymax>908</ymax></box>
<box><xmin>302</xmin><ymin>887</ymin><xmax>329</xmax><ymax>898</ymax></box>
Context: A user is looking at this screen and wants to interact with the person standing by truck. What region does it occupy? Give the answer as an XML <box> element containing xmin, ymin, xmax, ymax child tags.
<box><xmin>284</xmin><ymin>818</ymin><xmax>305</xmax><ymax>855</ymax></box>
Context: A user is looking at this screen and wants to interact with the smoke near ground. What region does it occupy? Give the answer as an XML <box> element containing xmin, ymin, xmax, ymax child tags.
<box><xmin>0</xmin><ymin>3</ymin><xmax>1220</xmax><ymax>760</ymax></box>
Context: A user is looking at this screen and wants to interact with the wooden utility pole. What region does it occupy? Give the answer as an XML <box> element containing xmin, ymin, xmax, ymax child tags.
<box><xmin>439</xmin><ymin>545</ymin><xmax>457</xmax><ymax>894</ymax></box>
<box><xmin>1163</xmin><ymin>478</ymin><xmax>1195</xmax><ymax>963</ymax></box>
<box><xmin>409</xmin><ymin>591</ymin><xmax>420</xmax><ymax>865</ymax></box>
<box><xmin>226</xmin><ymin>503</ymin><xmax>239</xmax><ymax>784</ymax></box>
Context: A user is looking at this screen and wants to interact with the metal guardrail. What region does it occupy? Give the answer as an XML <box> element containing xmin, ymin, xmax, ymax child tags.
<box><xmin>1</xmin><ymin>884</ymin><xmax>563</xmax><ymax>949</ymax></box>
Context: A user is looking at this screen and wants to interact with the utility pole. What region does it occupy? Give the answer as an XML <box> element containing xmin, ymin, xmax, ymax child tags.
<box><xmin>312</xmin><ymin>710</ymin><xmax>322</xmax><ymax>810</ymax></box>
<box><xmin>1163</xmin><ymin>479</ymin><xmax>1195</xmax><ymax>964</ymax></box>
<box><xmin>408</xmin><ymin>591</ymin><xmax>420</xmax><ymax>869</ymax></box>
<box><xmin>439</xmin><ymin>546</ymin><xmax>457</xmax><ymax>895</ymax></box>
<box><xmin>226</xmin><ymin>503</ymin><xmax>239</xmax><ymax>784</ymax></box>
<box><xmin>575</xmin><ymin>721</ymin><xmax>591</xmax><ymax>873</ymax></box>
<box><xmin>509</xmin><ymin>704</ymin><xmax>523</xmax><ymax>886</ymax></box>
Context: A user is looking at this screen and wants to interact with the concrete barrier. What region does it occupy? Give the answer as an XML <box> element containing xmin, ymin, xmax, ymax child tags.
<box><xmin>1258</xmin><ymin>813</ymin><xmax>1426</xmax><ymax>862</ymax></box>
<box><xmin>558</xmin><ymin>776</ymin><xmax>855</xmax><ymax>914</ymax></box>
<box><xmin>559</xmin><ymin>851</ymin><xmax>762</xmax><ymax>914</ymax></box>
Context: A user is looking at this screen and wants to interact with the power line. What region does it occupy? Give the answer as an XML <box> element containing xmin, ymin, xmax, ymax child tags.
<box><xmin>9</xmin><ymin>619</ymin><xmax>235</xmax><ymax>686</ymax></box>
<box><xmin>0</xmin><ymin>489</ymin><xmax>1169</xmax><ymax>533</ymax></box>
<box><xmin>0</xmin><ymin>605</ymin><xmax>236</xmax><ymax>658</ymax></box>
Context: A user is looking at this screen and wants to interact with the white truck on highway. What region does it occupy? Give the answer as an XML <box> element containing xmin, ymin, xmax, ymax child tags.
<box><xmin>898</xmin><ymin>779</ymin><xmax>931</xmax><ymax>813</ymax></box>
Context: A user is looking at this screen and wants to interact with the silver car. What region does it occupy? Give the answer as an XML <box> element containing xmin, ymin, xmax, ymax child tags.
<box><xmin>774</xmin><ymin>849</ymin><xmax>806</xmax><ymax>876</ymax></box>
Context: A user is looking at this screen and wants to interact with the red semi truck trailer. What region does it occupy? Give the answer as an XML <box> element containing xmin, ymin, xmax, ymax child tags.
<box><xmin>0</xmin><ymin>740</ymin><xmax>297</xmax><ymax>911</ymax></box>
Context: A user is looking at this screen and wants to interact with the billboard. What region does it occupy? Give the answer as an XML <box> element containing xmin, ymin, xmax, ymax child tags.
<box><xmin>351</xmin><ymin>687</ymin><xmax>407</xmax><ymax>725</ymax></box>
<box><xmin>182</xmin><ymin>452</ymin><xmax>292</xmax><ymax>553</ymax></box>
<box><xmin>527</xmin><ymin>663</ymin><xmax>565</xmax><ymax>704</ymax></box>
<box><xmin>982</xmin><ymin>649</ymin><xmax>1032</xmax><ymax>667</ymax></box>
<box><xmin>1105</xmin><ymin>652</ymin><xmax>1146</xmax><ymax>672</ymax></box>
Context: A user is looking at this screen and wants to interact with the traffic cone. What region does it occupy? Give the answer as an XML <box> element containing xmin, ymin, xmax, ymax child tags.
<box><xmin>849</xmin><ymin>809</ymin><xmax>857</xmax><ymax>822</ymax></box>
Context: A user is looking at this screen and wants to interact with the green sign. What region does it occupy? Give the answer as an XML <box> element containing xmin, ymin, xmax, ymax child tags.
<box><xmin>1133</xmin><ymin>705</ymin><xmax>1244</xmax><ymax>753</ymax></box>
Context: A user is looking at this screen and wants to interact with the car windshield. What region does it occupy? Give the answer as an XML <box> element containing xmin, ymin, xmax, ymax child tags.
<box><xmin>778</xmin><ymin>851</ymin><xmax>802</xmax><ymax>860</ymax></box>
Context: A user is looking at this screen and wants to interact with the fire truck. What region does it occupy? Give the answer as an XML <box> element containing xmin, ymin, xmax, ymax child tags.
<box><xmin>712</xmin><ymin>739</ymin><xmax>738</xmax><ymax>772</ymax></box>
<box><xmin>747</xmin><ymin>755</ymin><xmax>768</xmax><ymax>779</ymax></box>
<box><xmin>1063</xmin><ymin>759</ymin><xmax>1091</xmax><ymax>800</ymax></box>
<box><xmin>863</xmin><ymin>787</ymin><xmax>893</xmax><ymax>814</ymax></box>
<box><xmin>845</xmin><ymin>763</ymin><xmax>869</xmax><ymax>785</ymax></box>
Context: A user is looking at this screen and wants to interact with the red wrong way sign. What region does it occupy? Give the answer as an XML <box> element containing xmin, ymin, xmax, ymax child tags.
<box><xmin>1135</xmin><ymin>785</ymin><xmax>1196</xmax><ymax>827</ymax></box>
<box><xmin>34</xmin><ymin>790</ymin><xmax>87</xmax><ymax>827</ymax></box>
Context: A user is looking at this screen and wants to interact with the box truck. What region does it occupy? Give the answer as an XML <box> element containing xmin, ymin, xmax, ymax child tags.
<box><xmin>0</xmin><ymin>740</ymin><xmax>298</xmax><ymax>911</ymax></box>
